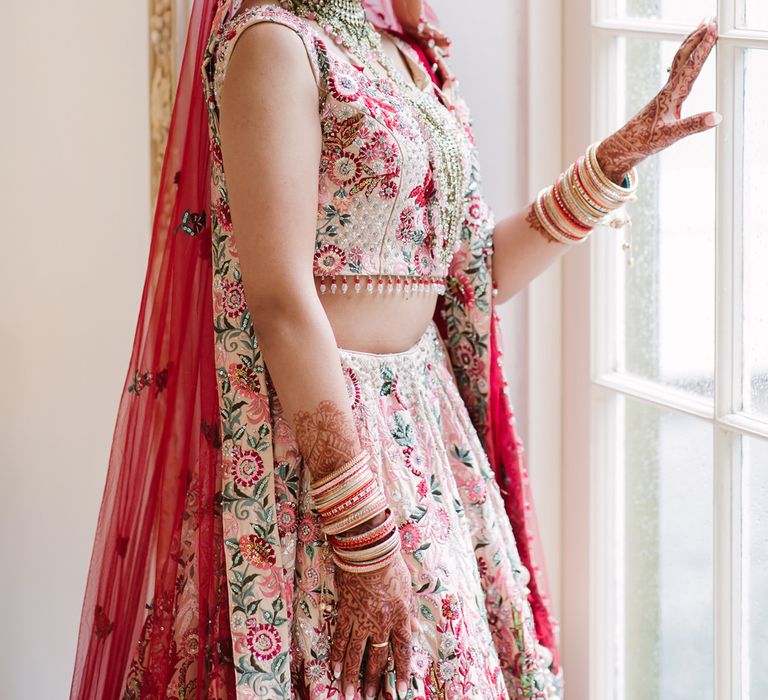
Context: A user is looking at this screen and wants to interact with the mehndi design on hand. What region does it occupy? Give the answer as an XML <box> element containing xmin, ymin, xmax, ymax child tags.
<box><xmin>293</xmin><ymin>399</ymin><xmax>362</xmax><ymax>477</ymax></box>
<box><xmin>595</xmin><ymin>17</ymin><xmax>721</xmax><ymax>184</ymax></box>
<box><xmin>331</xmin><ymin>555</ymin><xmax>413</xmax><ymax>700</ymax></box>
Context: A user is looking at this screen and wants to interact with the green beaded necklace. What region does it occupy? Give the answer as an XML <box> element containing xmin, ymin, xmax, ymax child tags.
<box><xmin>287</xmin><ymin>0</ymin><xmax>469</xmax><ymax>265</ymax></box>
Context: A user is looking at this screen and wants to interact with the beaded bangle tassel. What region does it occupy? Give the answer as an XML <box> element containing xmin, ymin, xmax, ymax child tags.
<box><xmin>533</xmin><ymin>141</ymin><xmax>639</xmax><ymax>246</ymax></box>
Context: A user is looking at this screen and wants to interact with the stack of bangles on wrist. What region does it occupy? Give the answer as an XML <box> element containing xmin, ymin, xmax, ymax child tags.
<box><xmin>533</xmin><ymin>142</ymin><xmax>639</xmax><ymax>245</ymax></box>
<box><xmin>310</xmin><ymin>451</ymin><xmax>401</xmax><ymax>573</ymax></box>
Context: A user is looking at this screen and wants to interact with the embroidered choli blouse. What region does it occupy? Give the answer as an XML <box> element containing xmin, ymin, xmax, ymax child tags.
<box><xmin>211</xmin><ymin>4</ymin><xmax>477</xmax><ymax>296</ymax></box>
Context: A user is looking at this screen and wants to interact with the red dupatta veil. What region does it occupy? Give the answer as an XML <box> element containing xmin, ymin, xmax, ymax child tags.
<box><xmin>69</xmin><ymin>2</ymin><xmax>559</xmax><ymax>697</ymax></box>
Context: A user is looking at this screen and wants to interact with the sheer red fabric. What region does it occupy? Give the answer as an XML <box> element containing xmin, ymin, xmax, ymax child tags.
<box><xmin>70</xmin><ymin>2</ymin><xmax>559</xmax><ymax>697</ymax></box>
<box><xmin>69</xmin><ymin>1</ymin><xmax>230</xmax><ymax>696</ymax></box>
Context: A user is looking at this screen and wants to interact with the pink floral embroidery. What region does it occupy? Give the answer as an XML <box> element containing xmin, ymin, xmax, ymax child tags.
<box><xmin>431</xmin><ymin>507</ymin><xmax>451</xmax><ymax>543</ymax></box>
<box><xmin>467</xmin><ymin>477</ymin><xmax>488</xmax><ymax>505</ymax></box>
<box><xmin>297</xmin><ymin>515</ymin><xmax>321</xmax><ymax>544</ymax></box>
<box><xmin>413</xmin><ymin>246</ymin><xmax>435</xmax><ymax>275</ymax></box>
<box><xmin>399</xmin><ymin>522</ymin><xmax>422</xmax><ymax>553</ymax></box>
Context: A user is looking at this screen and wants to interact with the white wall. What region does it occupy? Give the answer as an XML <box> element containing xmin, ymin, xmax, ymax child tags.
<box><xmin>0</xmin><ymin>3</ymin><xmax>150</xmax><ymax>698</ymax></box>
<box><xmin>0</xmin><ymin>2</ymin><xmax>562</xmax><ymax>696</ymax></box>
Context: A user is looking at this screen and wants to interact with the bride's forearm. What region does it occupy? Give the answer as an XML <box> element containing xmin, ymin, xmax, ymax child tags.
<box><xmin>491</xmin><ymin>206</ymin><xmax>569</xmax><ymax>305</ymax></box>
<box><xmin>251</xmin><ymin>298</ymin><xmax>362</xmax><ymax>482</ymax></box>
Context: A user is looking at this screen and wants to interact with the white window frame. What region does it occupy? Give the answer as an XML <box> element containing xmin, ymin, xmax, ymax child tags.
<box><xmin>561</xmin><ymin>1</ymin><xmax>768</xmax><ymax>698</ymax></box>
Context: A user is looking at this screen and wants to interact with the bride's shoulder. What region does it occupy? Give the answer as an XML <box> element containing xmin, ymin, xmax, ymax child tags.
<box><xmin>212</xmin><ymin>2</ymin><xmax>324</xmax><ymax>107</ymax></box>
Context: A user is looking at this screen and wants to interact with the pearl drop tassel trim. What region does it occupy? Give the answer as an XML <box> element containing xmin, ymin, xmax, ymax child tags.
<box><xmin>317</xmin><ymin>274</ymin><xmax>447</xmax><ymax>296</ymax></box>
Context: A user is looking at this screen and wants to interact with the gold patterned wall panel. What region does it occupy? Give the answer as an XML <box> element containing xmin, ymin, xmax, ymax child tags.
<box><xmin>149</xmin><ymin>0</ymin><xmax>176</xmax><ymax>202</ymax></box>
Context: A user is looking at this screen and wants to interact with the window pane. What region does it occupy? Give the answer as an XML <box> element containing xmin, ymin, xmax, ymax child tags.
<box><xmin>742</xmin><ymin>49</ymin><xmax>768</xmax><ymax>418</ymax></box>
<box><xmin>744</xmin><ymin>436</ymin><xmax>768</xmax><ymax>698</ymax></box>
<box><xmin>613</xmin><ymin>0</ymin><xmax>716</xmax><ymax>26</ymax></box>
<box><xmin>615</xmin><ymin>38</ymin><xmax>716</xmax><ymax>398</ymax></box>
<box><xmin>623</xmin><ymin>398</ymin><xmax>713</xmax><ymax>699</ymax></box>
<box><xmin>741</xmin><ymin>0</ymin><xmax>768</xmax><ymax>29</ymax></box>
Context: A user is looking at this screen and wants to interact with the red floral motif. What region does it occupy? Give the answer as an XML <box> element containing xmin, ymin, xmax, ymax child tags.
<box><xmin>403</xmin><ymin>444</ymin><xmax>423</xmax><ymax>477</ymax></box>
<box><xmin>447</xmin><ymin>273</ymin><xmax>476</xmax><ymax>309</ymax></box>
<box><xmin>313</xmin><ymin>244</ymin><xmax>347</xmax><ymax>276</ymax></box>
<box><xmin>222</xmin><ymin>279</ymin><xmax>247</xmax><ymax>318</ymax></box>
<box><xmin>215</xmin><ymin>199</ymin><xmax>232</xmax><ymax>231</ymax></box>
<box><xmin>239</xmin><ymin>534</ymin><xmax>276</xmax><ymax>569</ymax></box>
<box><xmin>441</xmin><ymin>594</ymin><xmax>461</xmax><ymax>621</ymax></box>
<box><xmin>327</xmin><ymin>150</ymin><xmax>362</xmax><ymax>186</ymax></box>
<box><xmin>417</xmin><ymin>479</ymin><xmax>429</xmax><ymax>500</ymax></box>
<box><xmin>409</xmin><ymin>168</ymin><xmax>437</xmax><ymax>208</ymax></box>
<box><xmin>245</xmin><ymin>620</ymin><xmax>281</xmax><ymax>661</ymax></box>
<box><xmin>360</xmin><ymin>130</ymin><xmax>398</xmax><ymax>165</ymax></box>
<box><xmin>380</xmin><ymin>177</ymin><xmax>398</xmax><ymax>199</ymax></box>
<box><xmin>399</xmin><ymin>522</ymin><xmax>422</xmax><ymax>553</ymax></box>
<box><xmin>230</xmin><ymin>446</ymin><xmax>264</xmax><ymax>488</ymax></box>
<box><xmin>328</xmin><ymin>70</ymin><xmax>362</xmax><ymax>102</ymax></box>
<box><xmin>276</xmin><ymin>500</ymin><xmax>297</xmax><ymax>537</ymax></box>
<box><xmin>180</xmin><ymin>630</ymin><xmax>199</xmax><ymax>658</ymax></box>
<box><xmin>343</xmin><ymin>367</ymin><xmax>361</xmax><ymax>410</ymax></box>
<box><xmin>228</xmin><ymin>362</ymin><xmax>260</xmax><ymax>398</ymax></box>
<box><xmin>306</xmin><ymin>658</ymin><xmax>327</xmax><ymax>682</ymax></box>
<box><xmin>297</xmin><ymin>515</ymin><xmax>321</xmax><ymax>544</ymax></box>
<box><xmin>211</xmin><ymin>139</ymin><xmax>223</xmax><ymax>167</ymax></box>
<box><xmin>454</xmin><ymin>342</ymin><xmax>475</xmax><ymax>370</ymax></box>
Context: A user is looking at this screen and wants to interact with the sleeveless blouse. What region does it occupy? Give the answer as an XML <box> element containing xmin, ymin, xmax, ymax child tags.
<box><xmin>210</xmin><ymin>4</ymin><xmax>476</xmax><ymax>295</ymax></box>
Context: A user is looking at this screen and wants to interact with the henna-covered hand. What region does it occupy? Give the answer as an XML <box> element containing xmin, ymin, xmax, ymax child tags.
<box><xmin>293</xmin><ymin>400</ymin><xmax>362</xmax><ymax>478</ymax></box>
<box><xmin>596</xmin><ymin>17</ymin><xmax>722</xmax><ymax>184</ymax></box>
<box><xmin>331</xmin><ymin>554</ymin><xmax>413</xmax><ymax>700</ymax></box>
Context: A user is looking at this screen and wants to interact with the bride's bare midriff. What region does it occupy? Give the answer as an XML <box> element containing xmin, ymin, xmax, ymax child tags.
<box><xmin>314</xmin><ymin>277</ymin><xmax>439</xmax><ymax>354</ymax></box>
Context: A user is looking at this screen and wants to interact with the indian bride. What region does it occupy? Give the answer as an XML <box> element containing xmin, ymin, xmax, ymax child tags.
<box><xmin>69</xmin><ymin>1</ymin><xmax>719</xmax><ymax>698</ymax></box>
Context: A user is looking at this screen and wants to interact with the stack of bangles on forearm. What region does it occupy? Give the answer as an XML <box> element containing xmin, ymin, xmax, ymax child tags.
<box><xmin>533</xmin><ymin>142</ymin><xmax>639</xmax><ymax>245</ymax></box>
<box><xmin>310</xmin><ymin>451</ymin><xmax>401</xmax><ymax>573</ymax></box>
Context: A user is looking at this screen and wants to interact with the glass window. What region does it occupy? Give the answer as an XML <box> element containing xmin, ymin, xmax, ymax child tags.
<box><xmin>741</xmin><ymin>0</ymin><xmax>768</xmax><ymax>29</ymax></box>
<box><xmin>742</xmin><ymin>48</ymin><xmax>768</xmax><ymax>418</ymax></box>
<box><xmin>744</xmin><ymin>436</ymin><xmax>768</xmax><ymax>698</ymax></box>
<box><xmin>616</xmin><ymin>37</ymin><xmax>716</xmax><ymax>398</ymax></box>
<box><xmin>612</xmin><ymin>0</ymin><xmax>716</xmax><ymax>26</ymax></box>
<box><xmin>623</xmin><ymin>398</ymin><xmax>714</xmax><ymax>700</ymax></box>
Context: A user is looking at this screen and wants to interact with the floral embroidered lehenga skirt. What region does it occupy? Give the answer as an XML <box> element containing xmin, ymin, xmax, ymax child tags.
<box><xmin>258</xmin><ymin>321</ymin><xmax>562</xmax><ymax>699</ymax></box>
